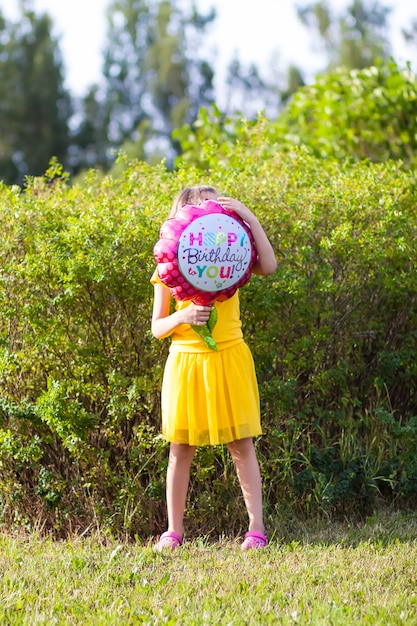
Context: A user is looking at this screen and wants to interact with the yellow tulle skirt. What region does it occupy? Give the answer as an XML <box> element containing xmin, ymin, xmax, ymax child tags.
<box><xmin>161</xmin><ymin>341</ymin><xmax>262</xmax><ymax>446</ymax></box>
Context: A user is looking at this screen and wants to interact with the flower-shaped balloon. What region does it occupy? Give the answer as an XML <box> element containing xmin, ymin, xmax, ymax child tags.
<box><xmin>153</xmin><ymin>200</ymin><xmax>257</xmax><ymax>348</ymax></box>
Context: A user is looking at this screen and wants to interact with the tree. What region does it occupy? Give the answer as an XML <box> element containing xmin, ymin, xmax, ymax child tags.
<box><xmin>223</xmin><ymin>56</ymin><xmax>280</xmax><ymax>118</ymax></box>
<box><xmin>100</xmin><ymin>0</ymin><xmax>216</xmax><ymax>164</ymax></box>
<box><xmin>297</xmin><ymin>0</ymin><xmax>392</xmax><ymax>71</ymax></box>
<box><xmin>69</xmin><ymin>86</ymin><xmax>112</xmax><ymax>174</ymax></box>
<box><xmin>0</xmin><ymin>6</ymin><xmax>71</xmax><ymax>185</ymax></box>
<box><xmin>275</xmin><ymin>60</ymin><xmax>417</xmax><ymax>166</ymax></box>
<box><xmin>402</xmin><ymin>18</ymin><xmax>417</xmax><ymax>56</ymax></box>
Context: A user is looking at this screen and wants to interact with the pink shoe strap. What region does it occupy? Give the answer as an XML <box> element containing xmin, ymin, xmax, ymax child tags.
<box><xmin>244</xmin><ymin>531</ymin><xmax>268</xmax><ymax>545</ymax></box>
<box><xmin>160</xmin><ymin>531</ymin><xmax>183</xmax><ymax>545</ymax></box>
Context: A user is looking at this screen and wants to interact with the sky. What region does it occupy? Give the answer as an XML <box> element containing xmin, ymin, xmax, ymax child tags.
<box><xmin>2</xmin><ymin>0</ymin><xmax>415</xmax><ymax>98</ymax></box>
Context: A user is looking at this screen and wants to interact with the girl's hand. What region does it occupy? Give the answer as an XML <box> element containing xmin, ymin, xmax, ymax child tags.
<box><xmin>179</xmin><ymin>303</ymin><xmax>212</xmax><ymax>326</ymax></box>
<box><xmin>217</xmin><ymin>196</ymin><xmax>277</xmax><ymax>276</ymax></box>
<box><xmin>152</xmin><ymin>284</ymin><xmax>212</xmax><ymax>339</ymax></box>
<box><xmin>217</xmin><ymin>197</ymin><xmax>254</xmax><ymax>224</ymax></box>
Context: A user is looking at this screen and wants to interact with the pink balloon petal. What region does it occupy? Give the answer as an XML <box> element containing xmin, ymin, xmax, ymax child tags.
<box><xmin>154</xmin><ymin>202</ymin><xmax>256</xmax><ymax>304</ymax></box>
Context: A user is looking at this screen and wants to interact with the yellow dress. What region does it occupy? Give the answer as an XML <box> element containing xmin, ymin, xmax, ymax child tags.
<box><xmin>151</xmin><ymin>271</ymin><xmax>262</xmax><ymax>446</ymax></box>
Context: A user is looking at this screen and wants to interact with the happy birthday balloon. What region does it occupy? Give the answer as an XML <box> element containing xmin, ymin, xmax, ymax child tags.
<box><xmin>153</xmin><ymin>200</ymin><xmax>257</xmax><ymax>306</ymax></box>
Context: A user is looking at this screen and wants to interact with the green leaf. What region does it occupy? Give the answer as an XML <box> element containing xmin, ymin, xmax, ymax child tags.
<box><xmin>191</xmin><ymin>314</ymin><xmax>218</xmax><ymax>350</ymax></box>
<box><xmin>207</xmin><ymin>306</ymin><xmax>218</xmax><ymax>333</ymax></box>
<box><xmin>204</xmin><ymin>336</ymin><xmax>218</xmax><ymax>351</ymax></box>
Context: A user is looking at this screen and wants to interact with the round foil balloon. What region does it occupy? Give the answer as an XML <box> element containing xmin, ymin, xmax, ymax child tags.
<box><xmin>153</xmin><ymin>200</ymin><xmax>257</xmax><ymax>305</ymax></box>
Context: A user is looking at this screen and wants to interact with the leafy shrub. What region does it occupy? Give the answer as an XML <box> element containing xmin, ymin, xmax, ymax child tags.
<box><xmin>175</xmin><ymin>60</ymin><xmax>417</xmax><ymax>171</ymax></box>
<box><xmin>273</xmin><ymin>60</ymin><xmax>417</xmax><ymax>166</ymax></box>
<box><xmin>1</xmin><ymin>110</ymin><xmax>417</xmax><ymax>537</ymax></box>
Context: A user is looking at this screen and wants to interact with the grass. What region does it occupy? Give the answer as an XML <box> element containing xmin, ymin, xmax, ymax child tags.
<box><xmin>0</xmin><ymin>509</ymin><xmax>416</xmax><ymax>624</ymax></box>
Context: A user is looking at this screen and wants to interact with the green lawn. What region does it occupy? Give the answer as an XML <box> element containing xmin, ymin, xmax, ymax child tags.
<box><xmin>0</xmin><ymin>510</ymin><xmax>416</xmax><ymax>624</ymax></box>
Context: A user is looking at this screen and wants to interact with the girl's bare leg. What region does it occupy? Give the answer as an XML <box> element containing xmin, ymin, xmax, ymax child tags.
<box><xmin>227</xmin><ymin>437</ymin><xmax>265</xmax><ymax>534</ymax></box>
<box><xmin>166</xmin><ymin>442</ymin><xmax>197</xmax><ymax>536</ymax></box>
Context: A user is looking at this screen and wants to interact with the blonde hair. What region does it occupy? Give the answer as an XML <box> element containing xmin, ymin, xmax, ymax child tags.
<box><xmin>168</xmin><ymin>185</ymin><xmax>219</xmax><ymax>218</ymax></box>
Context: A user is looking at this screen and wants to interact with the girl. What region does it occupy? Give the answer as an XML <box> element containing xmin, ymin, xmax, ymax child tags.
<box><xmin>151</xmin><ymin>185</ymin><xmax>277</xmax><ymax>550</ymax></box>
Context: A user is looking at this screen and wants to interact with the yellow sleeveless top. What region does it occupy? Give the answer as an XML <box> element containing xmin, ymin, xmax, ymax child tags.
<box><xmin>150</xmin><ymin>270</ymin><xmax>243</xmax><ymax>353</ymax></box>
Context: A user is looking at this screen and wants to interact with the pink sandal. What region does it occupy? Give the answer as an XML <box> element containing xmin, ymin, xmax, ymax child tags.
<box><xmin>241</xmin><ymin>531</ymin><xmax>268</xmax><ymax>550</ymax></box>
<box><xmin>154</xmin><ymin>531</ymin><xmax>183</xmax><ymax>551</ymax></box>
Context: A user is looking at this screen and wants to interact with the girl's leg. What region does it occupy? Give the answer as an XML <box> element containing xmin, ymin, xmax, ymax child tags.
<box><xmin>226</xmin><ymin>437</ymin><xmax>265</xmax><ymax>534</ymax></box>
<box><xmin>166</xmin><ymin>442</ymin><xmax>197</xmax><ymax>536</ymax></box>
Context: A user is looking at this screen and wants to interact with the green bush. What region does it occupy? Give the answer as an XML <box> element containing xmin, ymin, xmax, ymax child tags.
<box><xmin>1</xmin><ymin>129</ymin><xmax>417</xmax><ymax>537</ymax></box>
<box><xmin>175</xmin><ymin>61</ymin><xmax>417</xmax><ymax>171</ymax></box>
<box><xmin>274</xmin><ymin>60</ymin><xmax>417</xmax><ymax>166</ymax></box>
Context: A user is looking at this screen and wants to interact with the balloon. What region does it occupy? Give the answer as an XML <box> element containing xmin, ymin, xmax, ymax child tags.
<box><xmin>153</xmin><ymin>200</ymin><xmax>257</xmax><ymax>306</ymax></box>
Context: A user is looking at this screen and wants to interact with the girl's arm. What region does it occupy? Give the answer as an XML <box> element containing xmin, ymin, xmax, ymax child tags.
<box><xmin>217</xmin><ymin>197</ymin><xmax>277</xmax><ymax>276</ymax></box>
<box><xmin>151</xmin><ymin>283</ymin><xmax>211</xmax><ymax>339</ymax></box>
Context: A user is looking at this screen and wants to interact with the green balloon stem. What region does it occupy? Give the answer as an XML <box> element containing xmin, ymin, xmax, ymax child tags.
<box><xmin>191</xmin><ymin>306</ymin><xmax>218</xmax><ymax>350</ymax></box>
